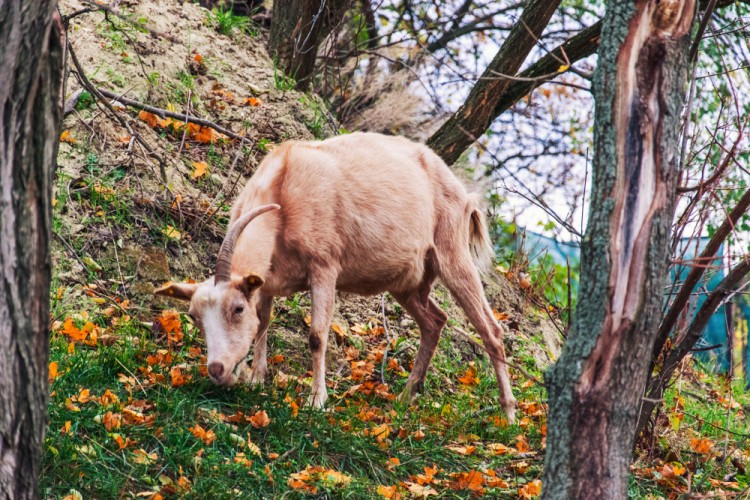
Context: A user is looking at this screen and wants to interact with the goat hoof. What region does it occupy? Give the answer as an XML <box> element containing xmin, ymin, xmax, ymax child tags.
<box><xmin>503</xmin><ymin>399</ymin><xmax>517</xmax><ymax>424</ymax></box>
<box><xmin>246</xmin><ymin>367</ymin><xmax>268</xmax><ymax>386</ymax></box>
<box><xmin>306</xmin><ymin>391</ymin><xmax>328</xmax><ymax>409</ymax></box>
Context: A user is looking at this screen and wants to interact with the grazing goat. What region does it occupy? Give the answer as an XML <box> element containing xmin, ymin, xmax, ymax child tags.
<box><xmin>156</xmin><ymin>132</ymin><xmax>517</xmax><ymax>421</ymax></box>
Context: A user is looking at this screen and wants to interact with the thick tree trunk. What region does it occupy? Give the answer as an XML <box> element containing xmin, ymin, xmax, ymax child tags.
<box><xmin>541</xmin><ymin>1</ymin><xmax>695</xmax><ymax>497</ymax></box>
<box><xmin>268</xmin><ymin>0</ymin><xmax>348</xmax><ymax>92</ymax></box>
<box><xmin>426</xmin><ymin>0</ymin><xmax>562</xmax><ymax>165</ymax></box>
<box><xmin>0</xmin><ymin>1</ymin><xmax>63</xmax><ymax>497</ymax></box>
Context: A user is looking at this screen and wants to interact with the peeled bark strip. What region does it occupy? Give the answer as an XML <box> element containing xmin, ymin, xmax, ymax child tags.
<box><xmin>542</xmin><ymin>1</ymin><xmax>695</xmax><ymax>497</ymax></box>
<box><xmin>0</xmin><ymin>1</ymin><xmax>62</xmax><ymax>497</ymax></box>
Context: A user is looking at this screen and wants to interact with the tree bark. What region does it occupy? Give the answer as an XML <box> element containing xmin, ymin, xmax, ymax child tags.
<box><xmin>541</xmin><ymin>1</ymin><xmax>695</xmax><ymax>497</ymax></box>
<box><xmin>268</xmin><ymin>0</ymin><xmax>349</xmax><ymax>91</ymax></box>
<box><xmin>0</xmin><ymin>1</ymin><xmax>63</xmax><ymax>497</ymax></box>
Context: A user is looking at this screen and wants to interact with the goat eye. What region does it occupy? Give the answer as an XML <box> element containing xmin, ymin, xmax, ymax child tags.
<box><xmin>234</xmin><ymin>305</ymin><xmax>244</xmax><ymax>315</ymax></box>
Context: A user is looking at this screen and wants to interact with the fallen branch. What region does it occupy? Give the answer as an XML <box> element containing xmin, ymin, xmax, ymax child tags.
<box><xmin>96</xmin><ymin>88</ymin><xmax>245</xmax><ymax>141</ymax></box>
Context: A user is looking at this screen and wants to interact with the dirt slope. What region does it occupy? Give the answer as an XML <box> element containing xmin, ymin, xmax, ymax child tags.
<box><xmin>53</xmin><ymin>0</ymin><xmax>561</xmax><ymax>376</ymax></box>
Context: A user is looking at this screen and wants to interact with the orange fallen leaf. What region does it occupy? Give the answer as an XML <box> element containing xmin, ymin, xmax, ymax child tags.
<box><xmin>377</xmin><ymin>484</ymin><xmax>399</xmax><ymax>499</ymax></box>
<box><xmin>102</xmin><ymin>411</ymin><xmax>122</xmax><ymax>431</ymax></box>
<box><xmin>448</xmin><ymin>470</ymin><xmax>484</xmax><ymax>493</ymax></box>
<box><xmin>60</xmin><ymin>130</ymin><xmax>77</xmax><ymax>144</ymax></box>
<box><xmin>138</xmin><ymin>110</ymin><xmax>159</xmax><ymax>128</ymax></box>
<box><xmin>690</xmin><ymin>437</ymin><xmax>714</xmax><ymax>455</ymax></box>
<box><xmin>170</xmin><ymin>367</ymin><xmax>190</xmax><ymax>387</ymax></box>
<box><xmin>519</xmin><ymin>479</ymin><xmax>542</xmax><ymax>498</ymax></box>
<box><xmin>189</xmin><ymin>424</ymin><xmax>216</xmax><ymax>445</ymax></box>
<box><xmin>243</xmin><ymin>97</ymin><xmax>262</xmax><ymax>107</ymax></box>
<box><xmin>457</xmin><ymin>365</ymin><xmax>479</xmax><ymax>386</ymax></box>
<box><xmin>516</xmin><ymin>434</ymin><xmax>531</xmax><ymax>452</ymax></box>
<box><xmin>447</xmin><ymin>444</ymin><xmax>476</xmax><ymax>455</ymax></box>
<box><xmin>493</xmin><ymin>310</ymin><xmax>510</xmax><ymax>321</ymax></box>
<box><xmin>49</xmin><ymin>361</ymin><xmax>59</xmax><ymax>382</ymax></box>
<box><xmin>191</xmin><ymin>161</ymin><xmax>208</xmax><ymax>179</ymax></box>
<box><xmin>249</xmin><ymin>410</ymin><xmax>270</xmax><ymax>428</ymax></box>
<box><xmin>269</xmin><ymin>354</ymin><xmax>285</xmax><ymax>364</ymax></box>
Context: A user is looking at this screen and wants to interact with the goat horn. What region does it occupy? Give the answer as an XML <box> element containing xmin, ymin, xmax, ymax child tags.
<box><xmin>214</xmin><ymin>204</ymin><xmax>280</xmax><ymax>283</ymax></box>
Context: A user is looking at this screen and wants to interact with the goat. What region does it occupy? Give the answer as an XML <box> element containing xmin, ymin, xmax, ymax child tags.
<box><xmin>155</xmin><ymin>132</ymin><xmax>517</xmax><ymax>421</ymax></box>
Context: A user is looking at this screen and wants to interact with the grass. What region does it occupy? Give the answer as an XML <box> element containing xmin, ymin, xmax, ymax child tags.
<box><xmin>42</xmin><ymin>282</ymin><xmax>550</xmax><ymax>498</ymax></box>
<box><xmin>206</xmin><ymin>8</ymin><xmax>254</xmax><ymax>37</ymax></box>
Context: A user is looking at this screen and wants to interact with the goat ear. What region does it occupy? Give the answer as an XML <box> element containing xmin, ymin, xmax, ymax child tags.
<box><xmin>154</xmin><ymin>282</ymin><xmax>198</xmax><ymax>301</ymax></box>
<box><xmin>237</xmin><ymin>273</ymin><xmax>264</xmax><ymax>297</ymax></box>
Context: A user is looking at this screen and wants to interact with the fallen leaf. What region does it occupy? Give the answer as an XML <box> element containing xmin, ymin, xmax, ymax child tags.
<box><xmin>377</xmin><ymin>484</ymin><xmax>399</xmax><ymax>499</ymax></box>
<box><xmin>519</xmin><ymin>479</ymin><xmax>542</xmax><ymax>498</ymax></box>
<box><xmin>170</xmin><ymin>367</ymin><xmax>191</xmax><ymax>387</ymax></box>
<box><xmin>457</xmin><ymin>364</ymin><xmax>479</xmax><ymax>386</ymax></box>
<box><xmin>162</xmin><ymin>225</ymin><xmax>182</xmax><ymax>241</ymax></box>
<box><xmin>189</xmin><ymin>424</ymin><xmax>216</xmax><ymax>445</ymax></box>
<box><xmin>690</xmin><ymin>437</ymin><xmax>714</xmax><ymax>455</ymax></box>
<box><xmin>249</xmin><ymin>410</ymin><xmax>270</xmax><ymax>428</ymax></box>
<box><xmin>138</xmin><ymin>110</ymin><xmax>159</xmax><ymax>128</ymax></box>
<box><xmin>60</xmin><ymin>130</ymin><xmax>77</xmax><ymax>144</ymax></box>
<box><xmin>132</xmin><ymin>448</ymin><xmax>158</xmax><ymax>465</ymax></box>
<box><xmin>447</xmin><ymin>444</ymin><xmax>476</xmax><ymax>455</ymax></box>
<box><xmin>190</xmin><ymin>161</ymin><xmax>208</xmax><ymax>179</ymax></box>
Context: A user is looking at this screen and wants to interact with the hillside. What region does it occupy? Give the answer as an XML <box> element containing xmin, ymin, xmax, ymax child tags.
<box><xmin>46</xmin><ymin>1</ymin><xmax>567</xmax><ymax>498</ymax></box>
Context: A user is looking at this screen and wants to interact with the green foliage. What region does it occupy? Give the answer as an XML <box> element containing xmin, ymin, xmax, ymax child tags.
<box><xmin>206</xmin><ymin>7</ymin><xmax>253</xmax><ymax>36</ymax></box>
<box><xmin>74</xmin><ymin>91</ymin><xmax>96</xmax><ymax>112</ymax></box>
<box><xmin>273</xmin><ymin>61</ymin><xmax>297</xmax><ymax>92</ymax></box>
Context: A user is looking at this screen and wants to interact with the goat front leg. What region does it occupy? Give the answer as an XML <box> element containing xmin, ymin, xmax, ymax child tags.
<box><xmin>245</xmin><ymin>294</ymin><xmax>273</xmax><ymax>386</ymax></box>
<box><xmin>308</xmin><ymin>279</ymin><xmax>336</xmax><ymax>409</ymax></box>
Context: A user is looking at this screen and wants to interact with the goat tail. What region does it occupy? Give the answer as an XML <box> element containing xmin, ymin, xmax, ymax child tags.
<box><xmin>467</xmin><ymin>192</ymin><xmax>495</xmax><ymax>275</ymax></box>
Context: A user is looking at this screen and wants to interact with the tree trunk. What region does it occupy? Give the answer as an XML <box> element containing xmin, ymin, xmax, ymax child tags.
<box><xmin>0</xmin><ymin>1</ymin><xmax>63</xmax><ymax>497</ymax></box>
<box><xmin>426</xmin><ymin>0</ymin><xmax>562</xmax><ymax>165</ymax></box>
<box><xmin>268</xmin><ymin>0</ymin><xmax>349</xmax><ymax>91</ymax></box>
<box><xmin>541</xmin><ymin>1</ymin><xmax>695</xmax><ymax>498</ymax></box>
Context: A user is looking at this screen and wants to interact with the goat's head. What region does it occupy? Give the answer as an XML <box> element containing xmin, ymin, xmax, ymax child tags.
<box><xmin>154</xmin><ymin>204</ymin><xmax>280</xmax><ymax>386</ymax></box>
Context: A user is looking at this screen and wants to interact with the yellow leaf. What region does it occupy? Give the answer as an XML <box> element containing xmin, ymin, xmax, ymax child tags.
<box><xmin>191</xmin><ymin>161</ymin><xmax>208</xmax><ymax>179</ymax></box>
<box><xmin>162</xmin><ymin>225</ymin><xmax>181</xmax><ymax>241</ymax></box>
<box><xmin>557</xmin><ymin>64</ymin><xmax>570</xmax><ymax>72</ymax></box>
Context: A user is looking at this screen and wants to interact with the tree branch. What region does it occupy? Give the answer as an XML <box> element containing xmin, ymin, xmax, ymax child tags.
<box><xmin>426</xmin><ymin>0</ymin><xmax>564</xmax><ymax>165</ymax></box>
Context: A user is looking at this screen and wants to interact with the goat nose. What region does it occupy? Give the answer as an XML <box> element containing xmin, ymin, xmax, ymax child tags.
<box><xmin>208</xmin><ymin>362</ymin><xmax>225</xmax><ymax>380</ymax></box>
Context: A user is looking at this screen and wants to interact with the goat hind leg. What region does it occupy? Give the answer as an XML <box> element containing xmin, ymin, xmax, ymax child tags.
<box><xmin>442</xmin><ymin>259</ymin><xmax>517</xmax><ymax>422</ymax></box>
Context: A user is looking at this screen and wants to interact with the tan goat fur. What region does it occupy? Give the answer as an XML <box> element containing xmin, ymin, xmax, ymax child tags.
<box><xmin>156</xmin><ymin>132</ymin><xmax>517</xmax><ymax>420</ymax></box>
